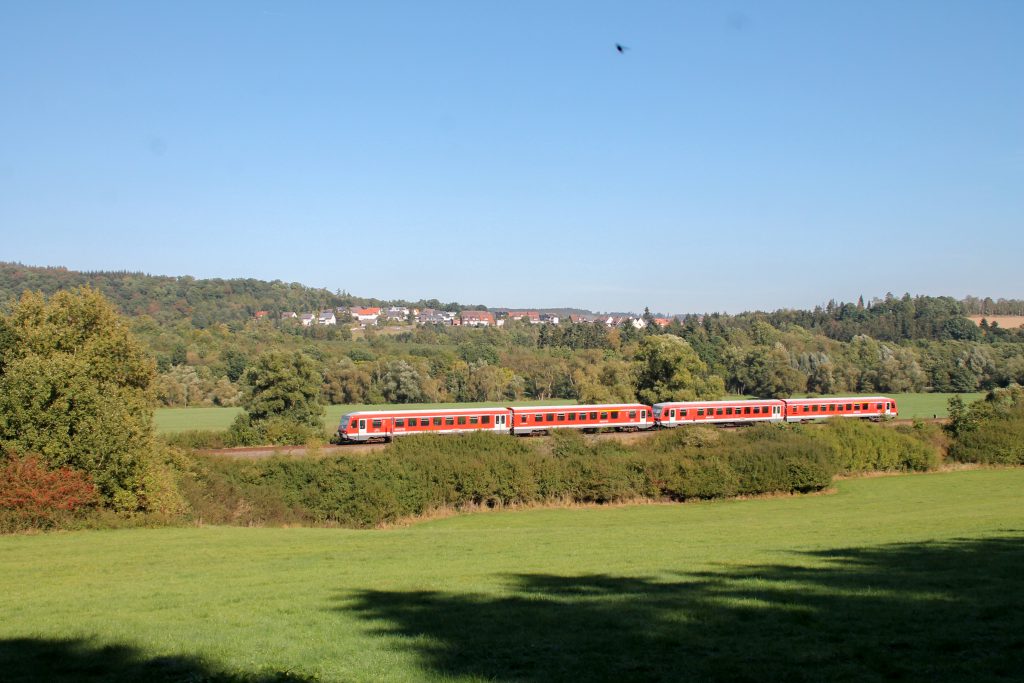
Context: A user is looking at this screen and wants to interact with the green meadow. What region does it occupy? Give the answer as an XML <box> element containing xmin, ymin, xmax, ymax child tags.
<box><xmin>2</xmin><ymin>468</ymin><xmax>1021</xmax><ymax>681</ymax></box>
<box><xmin>153</xmin><ymin>393</ymin><xmax>984</xmax><ymax>435</ymax></box>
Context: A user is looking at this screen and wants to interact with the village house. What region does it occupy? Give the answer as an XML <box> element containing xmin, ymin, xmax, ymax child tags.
<box><xmin>318</xmin><ymin>310</ymin><xmax>337</xmax><ymax>326</ymax></box>
<box><xmin>350</xmin><ymin>307</ymin><xmax>381</xmax><ymax>324</ymax></box>
<box><xmin>382</xmin><ymin>306</ymin><xmax>409</xmax><ymax>322</ymax></box>
<box><xmin>280</xmin><ymin>311</ymin><xmax>298</xmax><ymax>320</ymax></box>
<box><xmin>254</xmin><ymin>310</ymin><xmax>269</xmax><ymax>321</ymax></box>
<box><xmin>299</xmin><ymin>313</ymin><xmax>316</xmax><ymax>327</ymax></box>
<box><xmin>506</xmin><ymin>311</ymin><xmax>541</xmax><ymax>324</ymax></box>
<box><xmin>417</xmin><ymin>308</ymin><xmax>452</xmax><ymax>325</ymax></box>
<box><xmin>458</xmin><ymin>310</ymin><xmax>495</xmax><ymax>327</ymax></box>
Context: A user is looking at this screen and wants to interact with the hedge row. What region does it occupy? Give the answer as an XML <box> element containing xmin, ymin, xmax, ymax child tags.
<box><xmin>180</xmin><ymin>420</ymin><xmax>943</xmax><ymax>528</ymax></box>
<box><xmin>948</xmin><ymin>386</ymin><xmax>1024</xmax><ymax>465</ymax></box>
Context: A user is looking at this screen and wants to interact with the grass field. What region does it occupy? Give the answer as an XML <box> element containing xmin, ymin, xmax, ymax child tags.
<box><xmin>2</xmin><ymin>469</ymin><xmax>1022</xmax><ymax>681</ymax></box>
<box><xmin>153</xmin><ymin>393</ymin><xmax>984</xmax><ymax>435</ymax></box>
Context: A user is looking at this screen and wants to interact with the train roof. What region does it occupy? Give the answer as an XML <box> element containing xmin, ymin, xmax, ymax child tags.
<box><xmin>339</xmin><ymin>406</ymin><xmax>511</xmax><ymax>419</ymax></box>
<box><xmin>511</xmin><ymin>404</ymin><xmax>649</xmax><ymax>412</ymax></box>
<box><xmin>782</xmin><ymin>396</ymin><xmax>894</xmax><ymax>403</ymax></box>
<box><xmin>652</xmin><ymin>399</ymin><xmax>783</xmax><ymax>408</ymax></box>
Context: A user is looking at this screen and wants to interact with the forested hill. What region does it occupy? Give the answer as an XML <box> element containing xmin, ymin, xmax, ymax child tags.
<box><xmin>1</xmin><ymin>261</ymin><xmax>1021</xmax><ymax>344</ymax></box>
<box><xmin>0</xmin><ymin>262</ymin><xmax>476</xmax><ymax>328</ymax></box>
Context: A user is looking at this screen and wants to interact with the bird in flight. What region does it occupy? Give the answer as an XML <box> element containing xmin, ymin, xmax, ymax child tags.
<box><xmin>615</xmin><ymin>43</ymin><xmax>629</xmax><ymax>54</ymax></box>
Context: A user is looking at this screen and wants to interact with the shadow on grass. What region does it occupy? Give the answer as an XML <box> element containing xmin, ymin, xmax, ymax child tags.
<box><xmin>0</xmin><ymin>637</ymin><xmax>314</xmax><ymax>683</ymax></box>
<box><xmin>344</xmin><ymin>535</ymin><xmax>1024</xmax><ymax>682</ymax></box>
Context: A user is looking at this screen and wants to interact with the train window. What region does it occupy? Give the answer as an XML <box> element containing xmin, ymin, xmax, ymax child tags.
<box><xmin>445</xmin><ymin>417</ymin><xmax>454</xmax><ymax>426</ymax></box>
<box><xmin>396</xmin><ymin>419</ymin><xmax>405</xmax><ymax>427</ymax></box>
<box><xmin>630</xmin><ymin>410</ymin><xmax>637</xmax><ymax>418</ymax></box>
<box><xmin>610</xmin><ymin>411</ymin><xmax>619</xmax><ymax>419</ymax></box>
<box><xmin>432</xmin><ymin>417</ymin><xmax>441</xmax><ymax>426</ymax></box>
<box><xmin>590</xmin><ymin>412</ymin><xmax>597</xmax><ymax>420</ymax></box>
<box><xmin>569</xmin><ymin>413</ymin><xmax>576</xmax><ymax>421</ymax></box>
<box><xmin>470</xmin><ymin>416</ymin><xmax>479</xmax><ymax>425</ymax></box>
<box><xmin>641</xmin><ymin>411</ymin><xmax>646</xmax><ymax>418</ymax></box>
<box><xmin>876</xmin><ymin>403</ymin><xmax>883</xmax><ymax>410</ymax></box>
<box><xmin>520</xmin><ymin>415</ymin><xmax>528</xmax><ymax>423</ymax></box>
<box><xmin>753</xmin><ymin>406</ymin><xmax>760</xmax><ymax>414</ymax></box>
<box><xmin>697</xmin><ymin>409</ymin><xmax>705</xmax><ymax>416</ymax></box>
<box><xmin>557</xmin><ymin>413</ymin><xmax>565</xmax><ymax>421</ymax></box>
<box><xmin>458</xmin><ymin>416</ymin><xmax>467</xmax><ymax>425</ymax></box>
<box><xmin>820</xmin><ymin>405</ymin><xmax>827</xmax><ymax>412</ymax></box>
<box><xmin>482</xmin><ymin>415</ymin><xmax>491</xmax><ymax>424</ymax></box>
<box><xmin>725</xmin><ymin>407</ymin><xmax>733</xmax><ymax>415</ymax></box>
<box><xmin>372</xmin><ymin>419</ymin><xmax>382</xmax><ymax>428</ymax></box>
<box><xmin>600</xmin><ymin>412</ymin><xmax>608</xmax><ymax>419</ymax></box>
<box><xmin>535</xmin><ymin>414</ymin><xmax>543</xmax><ymax>421</ymax></box>
<box><xmin>546</xmin><ymin>413</ymin><xmax>554</xmax><ymax>422</ymax></box>
<box><xmin>846</xmin><ymin>404</ymin><xmax>852</xmax><ymax>410</ymax></box>
<box><xmin>579</xmin><ymin>413</ymin><xmax>587</xmax><ymax>420</ymax></box>
<box><xmin>359</xmin><ymin>419</ymin><xmax>366</xmax><ymax>429</ymax></box>
<box><xmin>743</xmin><ymin>407</ymin><xmax>751</xmax><ymax>414</ymax></box>
<box><xmin>812</xmin><ymin>405</ymin><xmax>818</xmax><ymax>412</ymax></box>
<box><xmin>668</xmin><ymin>409</ymin><xmax>675</xmax><ymax>418</ymax></box>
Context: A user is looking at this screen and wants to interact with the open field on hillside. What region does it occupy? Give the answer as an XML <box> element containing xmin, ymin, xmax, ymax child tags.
<box><xmin>2</xmin><ymin>469</ymin><xmax>1022</xmax><ymax>681</ymax></box>
<box><xmin>968</xmin><ymin>314</ymin><xmax>1024</xmax><ymax>329</ymax></box>
<box><xmin>154</xmin><ymin>393</ymin><xmax>983</xmax><ymax>435</ymax></box>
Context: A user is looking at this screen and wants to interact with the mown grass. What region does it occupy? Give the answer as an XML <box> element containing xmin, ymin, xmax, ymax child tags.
<box><xmin>1</xmin><ymin>469</ymin><xmax>1022</xmax><ymax>681</ymax></box>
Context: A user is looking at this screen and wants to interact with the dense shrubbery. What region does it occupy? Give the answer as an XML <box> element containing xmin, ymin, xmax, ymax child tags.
<box><xmin>948</xmin><ymin>385</ymin><xmax>1024</xmax><ymax>465</ymax></box>
<box><xmin>0</xmin><ymin>288</ymin><xmax>187</xmax><ymax>514</ymax></box>
<box><xmin>180</xmin><ymin>422</ymin><xmax>944</xmax><ymax>528</ymax></box>
<box><xmin>0</xmin><ymin>454</ymin><xmax>99</xmax><ymax>532</ymax></box>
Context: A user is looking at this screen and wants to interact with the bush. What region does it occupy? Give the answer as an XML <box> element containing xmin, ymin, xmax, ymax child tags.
<box><xmin>161</xmin><ymin>430</ymin><xmax>230</xmax><ymax>450</ymax></box>
<box><xmin>0</xmin><ymin>454</ymin><xmax>98</xmax><ymax>532</ymax></box>
<box><xmin>948</xmin><ymin>386</ymin><xmax>1024</xmax><ymax>465</ymax></box>
<box><xmin>813</xmin><ymin>419</ymin><xmax>941</xmax><ymax>473</ymax></box>
<box><xmin>175</xmin><ymin>420</ymin><xmax>949</xmax><ymax>529</ymax></box>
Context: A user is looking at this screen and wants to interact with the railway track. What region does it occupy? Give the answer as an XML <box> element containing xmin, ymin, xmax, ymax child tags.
<box><xmin>197</xmin><ymin>418</ymin><xmax>946</xmax><ymax>459</ymax></box>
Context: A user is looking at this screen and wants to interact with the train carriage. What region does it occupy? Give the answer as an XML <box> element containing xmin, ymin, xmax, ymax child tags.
<box><xmin>781</xmin><ymin>397</ymin><xmax>897</xmax><ymax>422</ymax></box>
<box><xmin>338</xmin><ymin>407</ymin><xmax>512</xmax><ymax>443</ymax></box>
<box><xmin>510</xmin><ymin>403</ymin><xmax>652</xmax><ymax>436</ymax></box>
<box><xmin>653</xmin><ymin>399</ymin><xmax>785</xmax><ymax>427</ymax></box>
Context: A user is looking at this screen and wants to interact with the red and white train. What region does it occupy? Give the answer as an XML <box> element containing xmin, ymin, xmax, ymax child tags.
<box><xmin>337</xmin><ymin>396</ymin><xmax>897</xmax><ymax>442</ymax></box>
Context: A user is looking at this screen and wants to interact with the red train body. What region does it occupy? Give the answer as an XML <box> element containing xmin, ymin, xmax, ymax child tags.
<box><xmin>780</xmin><ymin>396</ymin><xmax>896</xmax><ymax>422</ymax></box>
<box><xmin>337</xmin><ymin>397</ymin><xmax>897</xmax><ymax>442</ymax></box>
<box><xmin>653</xmin><ymin>399</ymin><xmax>783</xmax><ymax>426</ymax></box>
<box><xmin>511</xmin><ymin>403</ymin><xmax>651</xmax><ymax>436</ymax></box>
<box><xmin>338</xmin><ymin>407</ymin><xmax>511</xmax><ymax>443</ymax></box>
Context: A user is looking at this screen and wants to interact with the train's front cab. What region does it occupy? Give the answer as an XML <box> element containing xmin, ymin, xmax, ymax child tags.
<box><xmin>337</xmin><ymin>413</ymin><xmax>368</xmax><ymax>442</ymax></box>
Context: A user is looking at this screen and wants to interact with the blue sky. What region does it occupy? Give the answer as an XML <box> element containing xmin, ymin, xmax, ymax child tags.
<box><xmin>1</xmin><ymin>1</ymin><xmax>1021</xmax><ymax>314</ymax></box>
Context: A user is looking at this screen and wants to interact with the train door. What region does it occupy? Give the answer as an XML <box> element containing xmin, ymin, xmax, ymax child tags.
<box><xmin>772</xmin><ymin>405</ymin><xmax>781</xmax><ymax>420</ymax></box>
<box><xmin>494</xmin><ymin>414</ymin><xmax>507</xmax><ymax>432</ymax></box>
<box><xmin>358</xmin><ymin>418</ymin><xmax>367</xmax><ymax>439</ymax></box>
